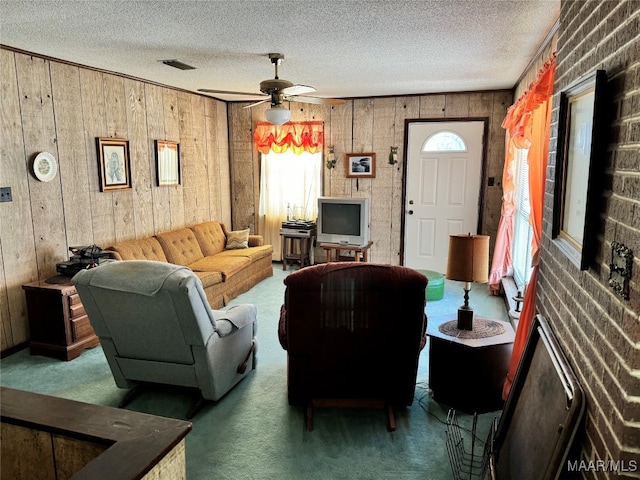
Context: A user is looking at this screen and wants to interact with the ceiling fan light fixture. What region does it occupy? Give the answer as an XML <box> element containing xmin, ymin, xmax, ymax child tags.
<box><xmin>264</xmin><ymin>104</ymin><xmax>291</xmax><ymax>125</ymax></box>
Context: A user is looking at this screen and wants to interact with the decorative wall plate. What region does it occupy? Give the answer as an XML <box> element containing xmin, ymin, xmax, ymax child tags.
<box><xmin>33</xmin><ymin>152</ymin><xmax>58</xmax><ymax>182</ymax></box>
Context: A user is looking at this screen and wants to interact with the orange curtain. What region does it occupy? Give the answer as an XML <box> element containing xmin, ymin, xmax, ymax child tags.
<box><xmin>496</xmin><ymin>54</ymin><xmax>556</xmax><ymax>399</ymax></box>
<box><xmin>489</xmin><ymin>53</ymin><xmax>556</xmax><ymax>295</ymax></box>
<box><xmin>254</xmin><ymin>121</ymin><xmax>324</xmax><ymax>155</ymax></box>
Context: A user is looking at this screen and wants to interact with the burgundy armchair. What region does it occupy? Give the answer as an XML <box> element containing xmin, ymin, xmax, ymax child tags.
<box><xmin>278</xmin><ymin>262</ymin><xmax>428</xmax><ymax>430</ymax></box>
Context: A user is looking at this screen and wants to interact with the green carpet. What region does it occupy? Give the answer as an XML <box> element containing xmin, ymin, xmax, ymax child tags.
<box><xmin>1</xmin><ymin>264</ymin><xmax>508</xmax><ymax>480</ymax></box>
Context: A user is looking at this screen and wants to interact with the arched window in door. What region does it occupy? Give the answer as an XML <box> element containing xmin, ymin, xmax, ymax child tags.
<box><xmin>422</xmin><ymin>131</ymin><xmax>467</xmax><ymax>152</ymax></box>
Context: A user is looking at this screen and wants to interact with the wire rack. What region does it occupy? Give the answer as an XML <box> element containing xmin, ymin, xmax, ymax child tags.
<box><xmin>445</xmin><ymin>409</ymin><xmax>496</xmax><ymax>480</ymax></box>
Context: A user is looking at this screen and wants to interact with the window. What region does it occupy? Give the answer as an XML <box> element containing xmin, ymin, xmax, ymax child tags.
<box><xmin>422</xmin><ymin>131</ymin><xmax>467</xmax><ymax>152</ymax></box>
<box><xmin>512</xmin><ymin>149</ymin><xmax>533</xmax><ymax>288</ymax></box>
<box><xmin>258</xmin><ymin>150</ymin><xmax>322</xmax><ymax>260</ymax></box>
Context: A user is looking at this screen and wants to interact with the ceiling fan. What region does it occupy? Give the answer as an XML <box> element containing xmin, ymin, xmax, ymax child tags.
<box><xmin>198</xmin><ymin>53</ymin><xmax>344</xmax><ymax>124</ymax></box>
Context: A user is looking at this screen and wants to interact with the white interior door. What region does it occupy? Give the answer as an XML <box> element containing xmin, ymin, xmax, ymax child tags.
<box><xmin>403</xmin><ymin>121</ymin><xmax>484</xmax><ymax>273</ymax></box>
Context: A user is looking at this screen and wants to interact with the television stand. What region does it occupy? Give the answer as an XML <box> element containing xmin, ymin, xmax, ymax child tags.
<box><xmin>320</xmin><ymin>241</ymin><xmax>373</xmax><ymax>263</ymax></box>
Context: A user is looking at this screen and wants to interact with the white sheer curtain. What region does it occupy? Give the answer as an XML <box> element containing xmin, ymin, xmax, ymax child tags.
<box><xmin>512</xmin><ymin>148</ymin><xmax>534</xmax><ymax>289</ymax></box>
<box><xmin>258</xmin><ymin>150</ymin><xmax>322</xmax><ymax>260</ymax></box>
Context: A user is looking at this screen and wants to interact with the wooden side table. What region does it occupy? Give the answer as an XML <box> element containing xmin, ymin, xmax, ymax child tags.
<box><xmin>320</xmin><ymin>241</ymin><xmax>373</xmax><ymax>262</ymax></box>
<box><xmin>280</xmin><ymin>230</ymin><xmax>316</xmax><ymax>270</ymax></box>
<box><xmin>427</xmin><ymin>314</ymin><xmax>515</xmax><ymax>413</ymax></box>
<box><xmin>22</xmin><ymin>276</ymin><xmax>99</xmax><ymax>361</ymax></box>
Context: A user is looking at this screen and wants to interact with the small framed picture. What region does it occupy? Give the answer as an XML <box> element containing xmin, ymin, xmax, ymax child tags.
<box><xmin>345</xmin><ymin>153</ymin><xmax>376</xmax><ymax>178</ymax></box>
<box><xmin>96</xmin><ymin>138</ymin><xmax>131</xmax><ymax>191</ymax></box>
<box><xmin>155</xmin><ymin>140</ymin><xmax>181</xmax><ymax>186</ymax></box>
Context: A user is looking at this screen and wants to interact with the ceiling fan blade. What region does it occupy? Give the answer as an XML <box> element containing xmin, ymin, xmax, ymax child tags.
<box><xmin>242</xmin><ymin>98</ymin><xmax>271</xmax><ymax>109</ymax></box>
<box><xmin>285</xmin><ymin>95</ymin><xmax>346</xmax><ymax>106</ymax></box>
<box><xmin>281</xmin><ymin>84</ymin><xmax>316</xmax><ymax>96</ymax></box>
<box><xmin>198</xmin><ymin>88</ymin><xmax>266</xmax><ymax>97</ymax></box>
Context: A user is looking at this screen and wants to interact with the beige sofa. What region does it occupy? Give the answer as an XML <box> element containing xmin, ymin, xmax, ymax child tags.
<box><xmin>106</xmin><ymin>221</ymin><xmax>273</xmax><ymax>309</ymax></box>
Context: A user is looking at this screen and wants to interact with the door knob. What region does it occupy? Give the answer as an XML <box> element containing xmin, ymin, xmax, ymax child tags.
<box><xmin>408</xmin><ymin>210</ymin><xmax>414</xmax><ymax>215</ymax></box>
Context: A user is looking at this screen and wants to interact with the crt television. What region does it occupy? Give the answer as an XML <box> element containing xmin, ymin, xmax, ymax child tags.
<box><xmin>316</xmin><ymin>197</ymin><xmax>370</xmax><ymax>247</ymax></box>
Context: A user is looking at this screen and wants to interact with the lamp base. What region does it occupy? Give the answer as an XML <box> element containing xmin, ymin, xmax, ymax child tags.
<box><xmin>457</xmin><ymin>307</ymin><xmax>474</xmax><ymax>331</ymax></box>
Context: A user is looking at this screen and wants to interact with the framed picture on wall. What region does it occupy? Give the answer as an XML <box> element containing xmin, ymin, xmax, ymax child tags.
<box><xmin>96</xmin><ymin>138</ymin><xmax>131</xmax><ymax>192</ymax></box>
<box><xmin>155</xmin><ymin>140</ymin><xmax>181</xmax><ymax>186</ymax></box>
<box><xmin>552</xmin><ymin>70</ymin><xmax>607</xmax><ymax>270</ymax></box>
<box><xmin>345</xmin><ymin>153</ymin><xmax>376</xmax><ymax>178</ymax></box>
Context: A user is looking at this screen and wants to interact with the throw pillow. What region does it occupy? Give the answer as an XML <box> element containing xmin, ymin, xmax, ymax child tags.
<box><xmin>226</xmin><ymin>228</ymin><xmax>250</xmax><ymax>249</ymax></box>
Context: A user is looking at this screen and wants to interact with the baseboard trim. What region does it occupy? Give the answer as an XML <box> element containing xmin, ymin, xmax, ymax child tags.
<box><xmin>1</xmin><ymin>342</ymin><xmax>28</xmax><ymax>359</ymax></box>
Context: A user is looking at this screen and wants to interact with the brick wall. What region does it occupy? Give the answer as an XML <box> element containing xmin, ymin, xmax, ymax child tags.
<box><xmin>539</xmin><ymin>1</ymin><xmax>640</xmax><ymax>478</ymax></box>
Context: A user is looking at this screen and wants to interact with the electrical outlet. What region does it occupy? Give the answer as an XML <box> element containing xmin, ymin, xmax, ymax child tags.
<box><xmin>0</xmin><ymin>187</ymin><xmax>12</xmax><ymax>203</ymax></box>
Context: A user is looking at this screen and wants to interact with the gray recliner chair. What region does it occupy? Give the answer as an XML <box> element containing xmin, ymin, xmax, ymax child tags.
<box><xmin>72</xmin><ymin>260</ymin><xmax>257</xmax><ymax>417</ymax></box>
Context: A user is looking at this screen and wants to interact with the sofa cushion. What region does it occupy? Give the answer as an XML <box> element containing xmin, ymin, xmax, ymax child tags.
<box><xmin>189</xmin><ymin>255</ymin><xmax>251</xmax><ymax>280</ymax></box>
<box><xmin>190</xmin><ymin>221</ymin><xmax>227</xmax><ymax>256</ymax></box>
<box><xmin>155</xmin><ymin>228</ymin><xmax>205</xmax><ymax>266</ymax></box>
<box><xmin>215</xmin><ymin>245</ymin><xmax>273</xmax><ymax>262</ymax></box>
<box><xmin>225</xmin><ymin>228</ymin><xmax>250</xmax><ymax>249</ymax></box>
<box><xmin>107</xmin><ymin>237</ymin><xmax>168</xmax><ymax>262</ymax></box>
<box><xmin>193</xmin><ymin>270</ymin><xmax>224</xmax><ymax>289</ymax></box>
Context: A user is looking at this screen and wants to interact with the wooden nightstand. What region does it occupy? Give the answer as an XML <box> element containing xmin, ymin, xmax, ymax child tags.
<box><xmin>22</xmin><ymin>276</ymin><xmax>99</xmax><ymax>361</ymax></box>
<box><xmin>427</xmin><ymin>314</ymin><xmax>515</xmax><ymax>413</ymax></box>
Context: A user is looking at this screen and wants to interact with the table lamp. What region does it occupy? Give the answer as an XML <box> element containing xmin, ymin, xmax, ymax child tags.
<box><xmin>445</xmin><ymin>234</ymin><xmax>490</xmax><ymax>330</ymax></box>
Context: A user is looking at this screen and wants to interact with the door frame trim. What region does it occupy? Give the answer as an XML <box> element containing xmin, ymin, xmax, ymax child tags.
<box><xmin>400</xmin><ymin>117</ymin><xmax>490</xmax><ymax>265</ymax></box>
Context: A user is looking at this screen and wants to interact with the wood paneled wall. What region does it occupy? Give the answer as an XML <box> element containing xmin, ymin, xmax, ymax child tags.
<box><xmin>1</xmin><ymin>422</ymin><xmax>106</xmax><ymax>479</ymax></box>
<box><xmin>228</xmin><ymin>90</ymin><xmax>513</xmax><ymax>265</ymax></box>
<box><xmin>0</xmin><ymin>48</ymin><xmax>231</xmax><ymax>353</ymax></box>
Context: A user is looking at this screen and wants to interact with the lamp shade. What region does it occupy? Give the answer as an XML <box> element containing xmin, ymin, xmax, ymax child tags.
<box><xmin>264</xmin><ymin>105</ymin><xmax>291</xmax><ymax>125</ymax></box>
<box><xmin>446</xmin><ymin>234</ymin><xmax>489</xmax><ymax>283</ymax></box>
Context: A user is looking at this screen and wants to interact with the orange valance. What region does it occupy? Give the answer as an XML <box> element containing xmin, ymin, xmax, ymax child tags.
<box><xmin>254</xmin><ymin>121</ymin><xmax>324</xmax><ymax>155</ymax></box>
<box><xmin>502</xmin><ymin>53</ymin><xmax>557</xmax><ymax>149</ymax></box>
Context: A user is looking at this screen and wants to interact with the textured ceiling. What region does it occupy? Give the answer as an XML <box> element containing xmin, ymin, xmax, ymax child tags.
<box><xmin>0</xmin><ymin>0</ymin><xmax>559</xmax><ymax>102</ymax></box>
